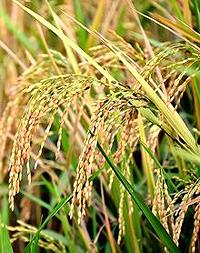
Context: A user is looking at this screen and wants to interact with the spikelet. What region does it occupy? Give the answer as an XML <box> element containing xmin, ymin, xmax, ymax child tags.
<box><xmin>69</xmin><ymin>98</ymin><xmax>118</xmax><ymax>222</ymax></box>
<box><xmin>0</xmin><ymin>52</ymin><xmax>70</xmax><ymax>178</ymax></box>
<box><xmin>152</xmin><ymin>168</ymin><xmax>174</xmax><ymax>234</ymax></box>
<box><xmin>34</xmin><ymin>113</ymin><xmax>56</xmax><ymax>171</ymax></box>
<box><xmin>191</xmin><ymin>202</ymin><xmax>200</xmax><ymax>253</ymax></box>
<box><xmin>118</xmin><ymin>185</ymin><xmax>125</xmax><ymax>245</ymax></box>
<box><xmin>0</xmin><ymin>99</ymin><xmax>19</xmax><ymax>177</ymax></box>
<box><xmin>109</xmin><ymin>112</ymin><xmax>135</xmax><ymax>189</ymax></box>
<box><xmin>117</xmin><ymin>155</ymin><xmax>135</xmax><ymax>244</ymax></box>
<box><xmin>8</xmin><ymin>74</ymin><xmax>95</xmax><ymax>210</ymax></box>
<box><xmin>7</xmin><ymin>220</ymin><xmax>66</xmax><ymax>253</ymax></box>
<box><xmin>56</xmin><ymin>105</ymin><xmax>71</xmax><ymax>160</ymax></box>
<box><xmin>173</xmin><ymin>181</ymin><xmax>200</xmax><ymax>245</ymax></box>
<box><xmin>3</xmin><ymin>38</ymin><xmax>200</xmax><ymax>249</ymax></box>
<box><xmin>107</xmin><ymin>111</ymin><xmax>138</xmax><ymax>244</ymax></box>
<box><xmin>70</xmin><ymin>91</ymin><xmax>144</xmax><ymax>223</ymax></box>
<box><xmin>69</xmin><ymin>111</ymin><xmax>101</xmax><ymax>222</ymax></box>
<box><xmin>190</xmin><ymin>185</ymin><xmax>200</xmax><ymax>253</ymax></box>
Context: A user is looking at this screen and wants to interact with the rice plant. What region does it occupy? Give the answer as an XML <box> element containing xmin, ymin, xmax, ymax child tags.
<box><xmin>0</xmin><ymin>0</ymin><xmax>200</xmax><ymax>252</ymax></box>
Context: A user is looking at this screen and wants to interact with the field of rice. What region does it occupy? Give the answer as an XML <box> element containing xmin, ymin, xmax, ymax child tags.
<box><xmin>0</xmin><ymin>1</ymin><xmax>200</xmax><ymax>252</ymax></box>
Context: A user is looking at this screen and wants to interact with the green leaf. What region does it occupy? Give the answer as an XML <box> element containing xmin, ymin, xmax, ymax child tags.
<box><xmin>14</xmin><ymin>0</ymin><xmax>116</xmax><ymax>84</ymax></box>
<box><xmin>72</xmin><ymin>0</ymin><xmax>88</xmax><ymax>48</ymax></box>
<box><xmin>140</xmin><ymin>141</ymin><xmax>178</xmax><ymax>193</ymax></box>
<box><xmin>24</xmin><ymin>194</ymin><xmax>72</xmax><ymax>253</ymax></box>
<box><xmin>0</xmin><ymin>215</ymin><xmax>13</xmax><ymax>253</ymax></box>
<box><xmin>96</xmin><ymin>141</ymin><xmax>180</xmax><ymax>253</ymax></box>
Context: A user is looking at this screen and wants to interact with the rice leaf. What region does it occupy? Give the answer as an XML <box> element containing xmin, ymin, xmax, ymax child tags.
<box><xmin>0</xmin><ymin>216</ymin><xmax>13</xmax><ymax>253</ymax></box>
<box><xmin>153</xmin><ymin>13</ymin><xmax>200</xmax><ymax>43</ymax></box>
<box><xmin>14</xmin><ymin>0</ymin><xmax>116</xmax><ymax>84</ymax></box>
<box><xmin>24</xmin><ymin>194</ymin><xmax>72</xmax><ymax>253</ymax></box>
<box><xmin>96</xmin><ymin>141</ymin><xmax>181</xmax><ymax>253</ymax></box>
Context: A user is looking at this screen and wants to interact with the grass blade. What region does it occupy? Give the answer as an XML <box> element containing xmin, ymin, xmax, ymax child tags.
<box><xmin>14</xmin><ymin>0</ymin><xmax>115</xmax><ymax>84</ymax></box>
<box><xmin>85</xmin><ymin>0</ymin><xmax>106</xmax><ymax>51</ymax></box>
<box><xmin>140</xmin><ymin>141</ymin><xmax>178</xmax><ymax>193</ymax></box>
<box><xmin>153</xmin><ymin>13</ymin><xmax>200</xmax><ymax>43</ymax></box>
<box><xmin>0</xmin><ymin>217</ymin><xmax>13</xmax><ymax>253</ymax></box>
<box><xmin>96</xmin><ymin>141</ymin><xmax>181</xmax><ymax>253</ymax></box>
<box><xmin>0</xmin><ymin>195</ymin><xmax>13</xmax><ymax>253</ymax></box>
<box><xmin>72</xmin><ymin>0</ymin><xmax>88</xmax><ymax>48</ymax></box>
<box><xmin>24</xmin><ymin>194</ymin><xmax>72</xmax><ymax>253</ymax></box>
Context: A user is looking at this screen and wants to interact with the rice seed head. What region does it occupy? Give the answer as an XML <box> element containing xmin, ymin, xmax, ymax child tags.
<box><xmin>173</xmin><ymin>181</ymin><xmax>200</xmax><ymax>245</ymax></box>
<box><xmin>7</xmin><ymin>74</ymin><xmax>95</xmax><ymax>210</ymax></box>
<box><xmin>191</xmin><ymin>202</ymin><xmax>200</xmax><ymax>253</ymax></box>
